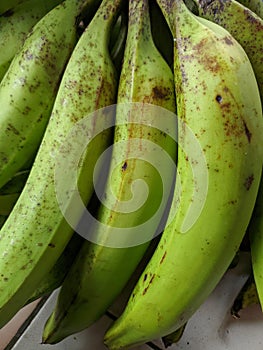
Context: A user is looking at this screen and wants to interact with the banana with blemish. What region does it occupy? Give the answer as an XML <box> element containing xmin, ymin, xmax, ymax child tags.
<box><xmin>191</xmin><ymin>0</ymin><xmax>263</xmax><ymax>102</ymax></box>
<box><xmin>104</xmin><ymin>0</ymin><xmax>263</xmax><ymax>347</ymax></box>
<box><xmin>0</xmin><ymin>0</ymin><xmax>123</xmax><ymax>327</ymax></box>
<box><xmin>0</xmin><ymin>0</ymin><xmax>100</xmax><ymax>189</ymax></box>
<box><xmin>0</xmin><ymin>0</ymin><xmax>63</xmax><ymax>82</ymax></box>
<box><xmin>42</xmin><ymin>0</ymin><xmax>176</xmax><ymax>343</ymax></box>
<box><xmin>237</xmin><ymin>0</ymin><xmax>263</xmax><ymax>18</ymax></box>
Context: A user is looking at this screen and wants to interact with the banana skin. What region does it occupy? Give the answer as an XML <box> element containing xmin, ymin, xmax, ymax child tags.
<box><xmin>237</xmin><ymin>0</ymin><xmax>263</xmax><ymax>18</ymax></box>
<box><xmin>42</xmin><ymin>0</ymin><xmax>177</xmax><ymax>344</ymax></box>
<box><xmin>104</xmin><ymin>0</ymin><xmax>263</xmax><ymax>348</ymax></box>
<box><xmin>0</xmin><ymin>0</ymin><xmax>63</xmax><ymax>81</ymax></box>
<box><xmin>0</xmin><ymin>0</ymin><xmax>122</xmax><ymax>328</ymax></box>
<box><xmin>0</xmin><ymin>0</ymin><xmax>100</xmax><ymax>189</ymax></box>
<box><xmin>192</xmin><ymin>0</ymin><xmax>263</xmax><ymax>103</ymax></box>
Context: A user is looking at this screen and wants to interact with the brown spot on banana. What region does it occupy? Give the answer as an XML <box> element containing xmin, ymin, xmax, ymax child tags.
<box><xmin>244</xmin><ymin>175</ymin><xmax>254</xmax><ymax>190</ymax></box>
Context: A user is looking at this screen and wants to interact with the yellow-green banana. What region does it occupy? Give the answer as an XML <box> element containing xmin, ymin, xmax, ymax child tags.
<box><xmin>191</xmin><ymin>0</ymin><xmax>263</xmax><ymax>102</ymax></box>
<box><xmin>237</xmin><ymin>0</ymin><xmax>263</xmax><ymax>18</ymax></box>
<box><xmin>0</xmin><ymin>0</ymin><xmax>63</xmax><ymax>82</ymax></box>
<box><xmin>0</xmin><ymin>0</ymin><xmax>100</xmax><ymax>189</ymax></box>
<box><xmin>104</xmin><ymin>0</ymin><xmax>263</xmax><ymax>347</ymax></box>
<box><xmin>0</xmin><ymin>0</ymin><xmax>123</xmax><ymax>327</ymax></box>
<box><xmin>0</xmin><ymin>169</ymin><xmax>84</xmax><ymax>306</ymax></box>
<box><xmin>42</xmin><ymin>0</ymin><xmax>176</xmax><ymax>344</ymax></box>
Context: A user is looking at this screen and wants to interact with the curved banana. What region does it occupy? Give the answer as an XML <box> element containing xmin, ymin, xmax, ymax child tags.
<box><xmin>191</xmin><ymin>0</ymin><xmax>263</xmax><ymax>102</ymax></box>
<box><xmin>42</xmin><ymin>0</ymin><xmax>176</xmax><ymax>344</ymax></box>
<box><xmin>0</xmin><ymin>0</ymin><xmax>121</xmax><ymax>327</ymax></box>
<box><xmin>0</xmin><ymin>0</ymin><xmax>63</xmax><ymax>82</ymax></box>
<box><xmin>236</xmin><ymin>0</ymin><xmax>263</xmax><ymax>18</ymax></box>
<box><xmin>104</xmin><ymin>0</ymin><xmax>263</xmax><ymax>347</ymax></box>
<box><xmin>0</xmin><ymin>0</ymin><xmax>100</xmax><ymax>189</ymax></box>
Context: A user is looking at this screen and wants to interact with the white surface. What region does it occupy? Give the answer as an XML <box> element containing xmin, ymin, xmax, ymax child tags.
<box><xmin>11</xmin><ymin>252</ymin><xmax>263</xmax><ymax>350</ymax></box>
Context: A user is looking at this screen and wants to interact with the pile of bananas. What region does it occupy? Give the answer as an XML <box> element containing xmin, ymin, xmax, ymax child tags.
<box><xmin>0</xmin><ymin>0</ymin><xmax>262</xmax><ymax>348</ymax></box>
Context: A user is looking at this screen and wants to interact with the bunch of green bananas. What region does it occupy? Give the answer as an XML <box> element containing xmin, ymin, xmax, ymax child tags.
<box><xmin>0</xmin><ymin>0</ymin><xmax>262</xmax><ymax>348</ymax></box>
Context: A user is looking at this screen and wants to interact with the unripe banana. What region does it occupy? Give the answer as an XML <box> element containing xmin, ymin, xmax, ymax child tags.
<box><xmin>0</xmin><ymin>0</ymin><xmax>100</xmax><ymax>189</ymax></box>
<box><xmin>104</xmin><ymin>0</ymin><xmax>263</xmax><ymax>347</ymax></box>
<box><xmin>42</xmin><ymin>0</ymin><xmax>176</xmax><ymax>344</ymax></box>
<box><xmin>0</xmin><ymin>0</ymin><xmax>123</xmax><ymax>327</ymax></box>
<box><xmin>0</xmin><ymin>0</ymin><xmax>63</xmax><ymax>82</ymax></box>
<box><xmin>191</xmin><ymin>0</ymin><xmax>263</xmax><ymax>102</ymax></box>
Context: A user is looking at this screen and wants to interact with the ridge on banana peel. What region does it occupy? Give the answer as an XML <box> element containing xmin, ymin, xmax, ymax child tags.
<box><xmin>104</xmin><ymin>0</ymin><xmax>263</xmax><ymax>348</ymax></box>
<box><xmin>0</xmin><ymin>0</ymin><xmax>63</xmax><ymax>82</ymax></box>
<box><xmin>190</xmin><ymin>0</ymin><xmax>263</xmax><ymax>102</ymax></box>
<box><xmin>0</xmin><ymin>0</ymin><xmax>121</xmax><ymax>328</ymax></box>
<box><xmin>42</xmin><ymin>0</ymin><xmax>176</xmax><ymax>344</ymax></box>
<box><xmin>0</xmin><ymin>0</ymin><xmax>100</xmax><ymax>189</ymax></box>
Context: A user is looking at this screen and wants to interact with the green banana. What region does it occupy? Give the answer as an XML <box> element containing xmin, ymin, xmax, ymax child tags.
<box><xmin>191</xmin><ymin>0</ymin><xmax>263</xmax><ymax>102</ymax></box>
<box><xmin>0</xmin><ymin>0</ymin><xmax>63</xmax><ymax>82</ymax></box>
<box><xmin>237</xmin><ymin>0</ymin><xmax>263</xmax><ymax>18</ymax></box>
<box><xmin>0</xmin><ymin>0</ymin><xmax>123</xmax><ymax>327</ymax></box>
<box><xmin>248</xmin><ymin>175</ymin><xmax>263</xmax><ymax>307</ymax></box>
<box><xmin>42</xmin><ymin>0</ymin><xmax>176</xmax><ymax>344</ymax></box>
<box><xmin>26</xmin><ymin>233</ymin><xmax>84</xmax><ymax>305</ymax></box>
<box><xmin>0</xmin><ymin>0</ymin><xmax>100</xmax><ymax>189</ymax></box>
<box><xmin>104</xmin><ymin>0</ymin><xmax>263</xmax><ymax>347</ymax></box>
